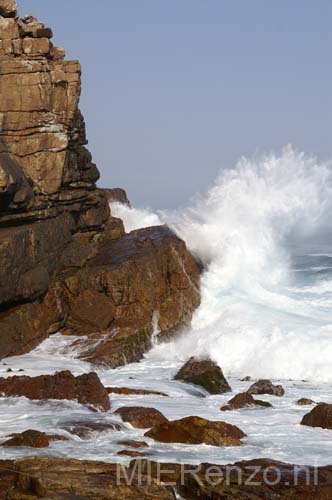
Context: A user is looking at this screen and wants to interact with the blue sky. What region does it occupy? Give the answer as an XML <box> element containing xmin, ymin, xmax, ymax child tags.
<box><xmin>19</xmin><ymin>1</ymin><xmax>332</xmax><ymax>208</ymax></box>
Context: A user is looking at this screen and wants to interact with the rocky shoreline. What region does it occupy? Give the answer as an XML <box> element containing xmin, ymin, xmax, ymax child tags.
<box><xmin>1</xmin><ymin>2</ymin><xmax>332</xmax><ymax>499</ymax></box>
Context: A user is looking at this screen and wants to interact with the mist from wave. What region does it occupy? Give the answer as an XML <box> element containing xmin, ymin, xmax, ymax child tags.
<box><xmin>111</xmin><ymin>146</ymin><xmax>332</xmax><ymax>382</ymax></box>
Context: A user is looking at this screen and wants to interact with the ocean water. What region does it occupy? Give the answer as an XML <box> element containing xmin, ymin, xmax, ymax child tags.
<box><xmin>1</xmin><ymin>146</ymin><xmax>332</xmax><ymax>466</ymax></box>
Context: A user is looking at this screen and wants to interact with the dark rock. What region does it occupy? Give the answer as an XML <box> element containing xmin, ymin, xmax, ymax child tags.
<box><xmin>115</xmin><ymin>406</ymin><xmax>168</xmax><ymax>429</ymax></box>
<box><xmin>0</xmin><ymin>0</ymin><xmax>17</xmax><ymax>17</ymax></box>
<box><xmin>0</xmin><ymin>370</ymin><xmax>110</xmax><ymax>411</ymax></box>
<box><xmin>145</xmin><ymin>415</ymin><xmax>246</xmax><ymax>446</ymax></box>
<box><xmin>248</xmin><ymin>379</ymin><xmax>285</xmax><ymax>397</ymax></box>
<box><xmin>62</xmin><ymin>420</ymin><xmax>122</xmax><ymax>439</ymax></box>
<box><xmin>107</xmin><ymin>387</ymin><xmax>168</xmax><ymax>397</ymax></box>
<box><xmin>174</xmin><ymin>357</ymin><xmax>231</xmax><ymax>394</ymax></box>
<box><xmin>220</xmin><ymin>392</ymin><xmax>272</xmax><ymax>411</ymax></box>
<box><xmin>240</xmin><ymin>375</ymin><xmax>251</xmax><ymax>381</ymax></box>
<box><xmin>117</xmin><ymin>440</ymin><xmax>148</xmax><ymax>448</ymax></box>
<box><xmin>297</xmin><ymin>398</ymin><xmax>315</xmax><ymax>406</ymax></box>
<box><xmin>104</xmin><ymin>187</ymin><xmax>131</xmax><ymax>207</ymax></box>
<box><xmin>2</xmin><ymin>429</ymin><xmax>67</xmax><ymax>448</ymax></box>
<box><xmin>117</xmin><ymin>450</ymin><xmax>149</xmax><ymax>458</ymax></box>
<box><xmin>301</xmin><ymin>403</ymin><xmax>332</xmax><ymax>430</ymax></box>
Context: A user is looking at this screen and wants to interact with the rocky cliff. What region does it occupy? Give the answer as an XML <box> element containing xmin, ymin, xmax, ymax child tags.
<box><xmin>0</xmin><ymin>0</ymin><xmax>200</xmax><ymax>366</ymax></box>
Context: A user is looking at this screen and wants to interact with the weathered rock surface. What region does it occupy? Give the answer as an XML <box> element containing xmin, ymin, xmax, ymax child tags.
<box><xmin>0</xmin><ymin>457</ymin><xmax>176</xmax><ymax>499</ymax></box>
<box><xmin>248</xmin><ymin>379</ymin><xmax>285</xmax><ymax>397</ymax></box>
<box><xmin>0</xmin><ymin>370</ymin><xmax>110</xmax><ymax>411</ymax></box>
<box><xmin>115</xmin><ymin>406</ymin><xmax>168</xmax><ymax>429</ymax></box>
<box><xmin>107</xmin><ymin>386</ymin><xmax>168</xmax><ymax>396</ymax></box>
<box><xmin>220</xmin><ymin>392</ymin><xmax>272</xmax><ymax>411</ymax></box>
<box><xmin>0</xmin><ymin>1</ymin><xmax>201</xmax><ymax>365</ymax></box>
<box><xmin>0</xmin><ymin>456</ymin><xmax>331</xmax><ymax>500</ymax></box>
<box><xmin>301</xmin><ymin>403</ymin><xmax>332</xmax><ymax>430</ymax></box>
<box><xmin>1</xmin><ymin>429</ymin><xmax>67</xmax><ymax>448</ymax></box>
<box><xmin>145</xmin><ymin>416</ymin><xmax>246</xmax><ymax>446</ymax></box>
<box><xmin>105</xmin><ymin>187</ymin><xmax>131</xmax><ymax>206</ymax></box>
<box><xmin>174</xmin><ymin>357</ymin><xmax>231</xmax><ymax>394</ymax></box>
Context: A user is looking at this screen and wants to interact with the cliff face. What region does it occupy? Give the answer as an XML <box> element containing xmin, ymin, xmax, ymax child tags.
<box><xmin>0</xmin><ymin>1</ymin><xmax>200</xmax><ymax>366</ymax></box>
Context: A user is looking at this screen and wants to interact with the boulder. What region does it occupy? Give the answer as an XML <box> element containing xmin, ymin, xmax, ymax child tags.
<box><xmin>174</xmin><ymin>357</ymin><xmax>231</xmax><ymax>394</ymax></box>
<box><xmin>0</xmin><ymin>370</ymin><xmax>110</xmax><ymax>411</ymax></box>
<box><xmin>1</xmin><ymin>429</ymin><xmax>67</xmax><ymax>448</ymax></box>
<box><xmin>115</xmin><ymin>407</ymin><xmax>168</xmax><ymax>429</ymax></box>
<box><xmin>301</xmin><ymin>403</ymin><xmax>332</xmax><ymax>430</ymax></box>
<box><xmin>220</xmin><ymin>392</ymin><xmax>272</xmax><ymax>411</ymax></box>
<box><xmin>107</xmin><ymin>387</ymin><xmax>168</xmax><ymax>397</ymax></box>
<box><xmin>297</xmin><ymin>398</ymin><xmax>315</xmax><ymax>406</ymax></box>
<box><xmin>145</xmin><ymin>415</ymin><xmax>246</xmax><ymax>446</ymax></box>
<box><xmin>248</xmin><ymin>379</ymin><xmax>285</xmax><ymax>397</ymax></box>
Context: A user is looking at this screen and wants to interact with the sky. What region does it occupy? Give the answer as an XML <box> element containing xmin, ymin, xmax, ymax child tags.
<box><xmin>18</xmin><ymin>1</ymin><xmax>332</xmax><ymax>208</ymax></box>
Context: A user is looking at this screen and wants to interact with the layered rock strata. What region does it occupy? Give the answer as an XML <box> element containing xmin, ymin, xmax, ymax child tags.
<box><xmin>0</xmin><ymin>1</ymin><xmax>201</xmax><ymax>365</ymax></box>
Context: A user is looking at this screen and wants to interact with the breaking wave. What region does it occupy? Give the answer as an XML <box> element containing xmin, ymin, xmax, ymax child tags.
<box><xmin>111</xmin><ymin>146</ymin><xmax>332</xmax><ymax>382</ymax></box>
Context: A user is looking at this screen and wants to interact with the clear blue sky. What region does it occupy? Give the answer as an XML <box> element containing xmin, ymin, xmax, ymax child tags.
<box><xmin>19</xmin><ymin>1</ymin><xmax>332</xmax><ymax>208</ymax></box>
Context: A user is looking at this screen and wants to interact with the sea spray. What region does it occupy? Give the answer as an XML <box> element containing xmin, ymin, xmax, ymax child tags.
<box><xmin>111</xmin><ymin>146</ymin><xmax>332</xmax><ymax>382</ymax></box>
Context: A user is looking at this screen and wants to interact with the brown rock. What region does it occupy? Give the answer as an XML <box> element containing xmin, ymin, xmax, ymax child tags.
<box><xmin>0</xmin><ymin>1</ymin><xmax>201</xmax><ymax>367</ymax></box>
<box><xmin>115</xmin><ymin>406</ymin><xmax>168</xmax><ymax>429</ymax></box>
<box><xmin>248</xmin><ymin>379</ymin><xmax>285</xmax><ymax>397</ymax></box>
<box><xmin>66</xmin><ymin>225</ymin><xmax>201</xmax><ymax>367</ymax></box>
<box><xmin>297</xmin><ymin>398</ymin><xmax>315</xmax><ymax>406</ymax></box>
<box><xmin>105</xmin><ymin>187</ymin><xmax>131</xmax><ymax>206</ymax></box>
<box><xmin>145</xmin><ymin>415</ymin><xmax>246</xmax><ymax>446</ymax></box>
<box><xmin>107</xmin><ymin>387</ymin><xmax>168</xmax><ymax>397</ymax></box>
<box><xmin>2</xmin><ymin>429</ymin><xmax>67</xmax><ymax>448</ymax></box>
<box><xmin>301</xmin><ymin>403</ymin><xmax>332</xmax><ymax>430</ymax></box>
<box><xmin>174</xmin><ymin>357</ymin><xmax>231</xmax><ymax>394</ymax></box>
<box><xmin>117</xmin><ymin>440</ymin><xmax>148</xmax><ymax>448</ymax></box>
<box><xmin>18</xmin><ymin>15</ymin><xmax>53</xmax><ymax>38</ymax></box>
<box><xmin>117</xmin><ymin>450</ymin><xmax>149</xmax><ymax>458</ymax></box>
<box><xmin>0</xmin><ymin>0</ymin><xmax>17</xmax><ymax>17</ymax></box>
<box><xmin>0</xmin><ymin>370</ymin><xmax>110</xmax><ymax>411</ymax></box>
<box><xmin>220</xmin><ymin>392</ymin><xmax>273</xmax><ymax>411</ymax></box>
<box><xmin>22</xmin><ymin>37</ymin><xmax>50</xmax><ymax>56</ymax></box>
<box><xmin>62</xmin><ymin>420</ymin><xmax>122</xmax><ymax>439</ymax></box>
<box><xmin>0</xmin><ymin>457</ymin><xmax>176</xmax><ymax>499</ymax></box>
<box><xmin>178</xmin><ymin>459</ymin><xmax>332</xmax><ymax>500</ymax></box>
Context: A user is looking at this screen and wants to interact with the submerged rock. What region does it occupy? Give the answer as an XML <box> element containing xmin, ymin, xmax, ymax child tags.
<box><xmin>115</xmin><ymin>407</ymin><xmax>168</xmax><ymax>429</ymax></box>
<box><xmin>1</xmin><ymin>429</ymin><xmax>67</xmax><ymax>448</ymax></box>
<box><xmin>145</xmin><ymin>415</ymin><xmax>246</xmax><ymax>446</ymax></box>
<box><xmin>107</xmin><ymin>387</ymin><xmax>168</xmax><ymax>397</ymax></box>
<box><xmin>220</xmin><ymin>392</ymin><xmax>272</xmax><ymax>411</ymax></box>
<box><xmin>0</xmin><ymin>370</ymin><xmax>110</xmax><ymax>411</ymax></box>
<box><xmin>248</xmin><ymin>379</ymin><xmax>285</xmax><ymax>397</ymax></box>
<box><xmin>174</xmin><ymin>357</ymin><xmax>231</xmax><ymax>394</ymax></box>
<box><xmin>62</xmin><ymin>420</ymin><xmax>122</xmax><ymax>439</ymax></box>
<box><xmin>117</xmin><ymin>440</ymin><xmax>149</xmax><ymax>449</ymax></box>
<box><xmin>297</xmin><ymin>398</ymin><xmax>315</xmax><ymax>406</ymax></box>
<box><xmin>301</xmin><ymin>403</ymin><xmax>332</xmax><ymax>430</ymax></box>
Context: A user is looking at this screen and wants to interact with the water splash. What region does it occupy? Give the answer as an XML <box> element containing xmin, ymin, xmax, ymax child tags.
<box><xmin>111</xmin><ymin>146</ymin><xmax>332</xmax><ymax>382</ymax></box>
